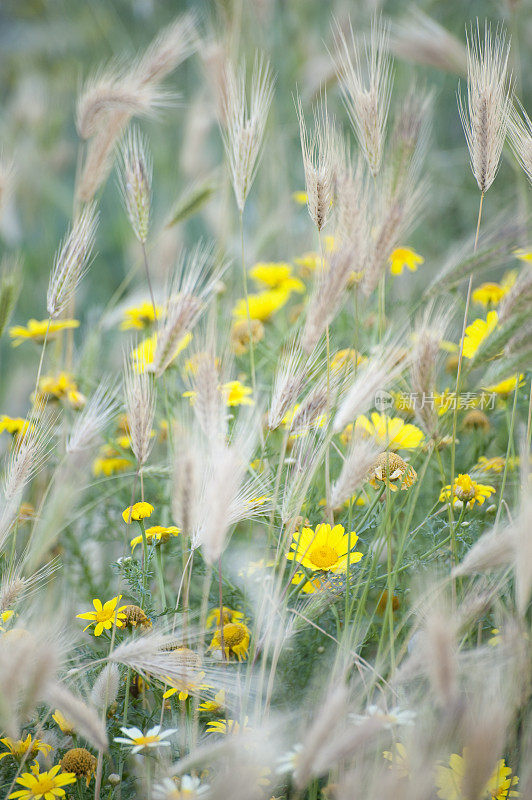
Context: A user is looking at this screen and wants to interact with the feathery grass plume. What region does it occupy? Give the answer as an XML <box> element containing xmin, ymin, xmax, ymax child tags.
<box><xmin>457</xmin><ymin>21</ymin><xmax>512</xmax><ymax>195</ymax></box>
<box><xmin>289</xmin><ymin>365</ymin><xmax>342</xmax><ymax>435</ymax></box>
<box><xmin>513</xmin><ymin>494</ymin><xmax>532</xmax><ymax>617</ymax></box>
<box><xmin>333</xmin><ymin>15</ymin><xmax>393</xmax><ymax>176</ymax></box>
<box><xmin>76</xmin><ymin>13</ymin><xmax>196</xmax><ymax>202</ymax></box>
<box><xmin>509</xmin><ymin>100</ymin><xmax>532</xmax><ymax>183</ymax></box>
<box><xmin>296</xmin><ymin>92</ymin><xmax>336</xmax><ymax>231</ymax></box>
<box><xmin>390</xmin><ymin>84</ymin><xmax>433</xmax><ymax>186</ymax></box>
<box><xmin>331</xmin><ymin>437</ymin><xmax>380</xmax><ymax>510</ymax></box>
<box><xmin>268</xmin><ymin>336</ymin><xmax>319</xmax><ymax>430</ymax></box>
<box><xmin>46</xmin><ymin>203</ymin><xmax>98</xmax><ymax>319</ymax></box>
<box><xmin>0</xmin><ymin>560</ymin><xmax>59</xmax><ymax>613</ymax></box>
<box><xmin>282</xmin><ymin>427</ymin><xmax>329</xmax><ymax>523</ymax></box>
<box><xmin>362</xmin><ymin>166</ymin><xmax>426</xmax><ymax>296</ymax></box>
<box><xmin>117</xmin><ymin>126</ymin><xmax>152</xmax><ymax>244</ymax></box>
<box><xmin>426</xmin><ymin>213</ymin><xmax>525</xmax><ymax>293</ymax></box>
<box><xmin>452</xmin><ymin>524</ymin><xmax>513</xmax><ymax>578</ymax></box>
<box><xmin>90</xmin><ymin>664</ymin><xmax>120</xmax><ymax>713</ymax></box>
<box><xmin>333</xmin><ymin>342</ymin><xmax>410</xmax><ymax>433</ymax></box>
<box><xmin>153</xmin><ymin>244</ymin><xmax>222</xmax><ymax>378</ymax></box>
<box><xmin>185</xmin><ymin>335</ymin><xmax>228</xmax><ymax>444</ymax></box>
<box><xmin>460</xmin><ymin>691</ymin><xmax>511</xmax><ymax>800</ymax></box>
<box><xmin>44</xmin><ymin>682</ymin><xmax>108</xmax><ymax>751</ymax></box>
<box><xmin>0</xmin><ymin>254</ymin><xmax>21</xmax><ymax>339</ymax></box>
<box><xmin>124</xmin><ymin>352</ymin><xmax>156</xmax><ymax>469</ymax></box>
<box><xmin>66</xmin><ymin>379</ymin><xmax>118</xmax><ymax>458</ymax></box>
<box><xmin>219</xmin><ymin>53</ymin><xmax>274</xmax><ymax>212</ymax></box>
<box><xmin>301</xmin><ymin>244</ymin><xmax>358</xmax><ymax>353</ymax></box>
<box><xmin>422</xmin><ymin>609</ymin><xmax>458</xmax><ymax>709</ymax></box>
<box><xmin>334</xmin><ymin>140</ymin><xmax>372</xmax><ymax>256</ymax></box>
<box><xmin>0</xmin><ymin>625</ymin><xmax>59</xmax><ymax>737</ymax></box>
<box><xmin>193</xmin><ymin>411</ymin><xmax>269</xmax><ymax>563</ymax></box>
<box><xmin>0</xmin><ymin>153</ymin><xmax>14</xmax><ymax>219</ymax></box>
<box><xmin>391</xmin><ymin>8</ymin><xmax>467</xmax><ymax>75</ymax></box>
<box><xmin>409</xmin><ymin>304</ymin><xmax>448</xmax><ymax>437</ymax></box>
<box><xmin>0</xmin><ymin>402</ymin><xmax>56</xmax><ymax>553</ymax></box>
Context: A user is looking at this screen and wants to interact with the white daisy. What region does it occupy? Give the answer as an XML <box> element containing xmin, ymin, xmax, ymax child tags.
<box><xmin>350</xmin><ymin>705</ymin><xmax>416</xmax><ymax>729</ymax></box>
<box><xmin>114</xmin><ymin>725</ymin><xmax>177</xmax><ymax>754</ymax></box>
<box><xmin>153</xmin><ymin>776</ymin><xmax>210</xmax><ymax>800</ymax></box>
<box><xmin>276</xmin><ymin>743</ymin><xmax>303</xmax><ymax>775</ymax></box>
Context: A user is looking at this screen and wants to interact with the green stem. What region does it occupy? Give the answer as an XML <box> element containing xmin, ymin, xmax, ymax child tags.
<box><xmin>495</xmin><ymin>374</ymin><xmax>520</xmax><ymax>526</ymax></box>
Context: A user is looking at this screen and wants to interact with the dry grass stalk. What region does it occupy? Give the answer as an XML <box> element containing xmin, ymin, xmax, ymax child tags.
<box><xmin>333</xmin><ymin>15</ymin><xmax>393</xmax><ymax>176</ymax></box>
<box><xmin>509</xmin><ymin>100</ymin><xmax>532</xmax><ymax>184</ymax></box>
<box><xmin>44</xmin><ymin>681</ymin><xmax>108</xmax><ymax>750</ymax></box>
<box><xmin>219</xmin><ymin>53</ymin><xmax>274</xmax><ymax>212</ymax></box>
<box><xmin>296</xmin><ymin>92</ymin><xmax>335</xmax><ymax>231</ymax></box>
<box><xmin>409</xmin><ymin>304</ymin><xmax>447</xmax><ymax>437</ymax></box>
<box><xmin>46</xmin><ymin>203</ymin><xmax>98</xmax><ymax>319</ymax></box>
<box><xmin>90</xmin><ymin>664</ymin><xmax>120</xmax><ymax>713</ymax></box>
<box><xmin>392</xmin><ymin>9</ymin><xmax>467</xmax><ymax>75</ymax></box>
<box><xmin>117</xmin><ymin>126</ymin><xmax>152</xmax><ymax>244</ymax></box>
<box><xmin>66</xmin><ymin>380</ymin><xmax>118</xmax><ymax>458</ymax></box>
<box><xmin>0</xmin><ymin>254</ymin><xmax>22</xmax><ymax>339</ymax></box>
<box><xmin>124</xmin><ymin>354</ymin><xmax>156</xmax><ymax>469</ymax></box>
<box><xmin>457</xmin><ymin>21</ymin><xmax>512</xmax><ymax>195</ymax></box>
<box><xmin>331</xmin><ymin>437</ymin><xmax>380</xmax><ymax>510</ymax></box>
<box><xmin>268</xmin><ymin>336</ymin><xmax>319</xmax><ymax>430</ymax></box>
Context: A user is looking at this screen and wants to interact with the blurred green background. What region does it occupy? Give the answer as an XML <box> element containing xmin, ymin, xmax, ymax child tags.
<box><xmin>0</xmin><ymin>0</ymin><xmax>530</xmax><ymax>410</ymax></box>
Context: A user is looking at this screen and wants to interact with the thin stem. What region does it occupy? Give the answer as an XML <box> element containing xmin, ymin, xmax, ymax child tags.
<box><xmin>495</xmin><ymin>374</ymin><xmax>520</xmax><ymax>526</ymax></box>
<box><xmin>33</xmin><ymin>316</ymin><xmax>52</xmax><ymax>403</ymax></box>
<box><xmin>240</xmin><ymin>210</ymin><xmax>256</xmax><ymax>399</ymax></box>
<box><xmin>141</xmin><ymin>241</ymin><xmax>158</xmax><ymax>325</ymax></box>
<box><xmin>318</xmin><ymin>230</ymin><xmax>333</xmax><ymax>524</ymax></box>
<box><xmin>218</xmin><ymin>555</ymin><xmax>226</xmax><ymax>662</ymax></box>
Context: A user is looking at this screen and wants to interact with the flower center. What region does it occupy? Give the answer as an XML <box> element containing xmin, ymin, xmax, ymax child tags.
<box><xmin>133</xmin><ymin>735</ymin><xmax>160</xmax><ymax>746</ymax></box>
<box><xmin>34</xmin><ymin>777</ymin><xmax>56</xmax><ymax>794</ymax></box>
<box><xmin>309</xmin><ymin>544</ymin><xmax>338</xmax><ymax>569</ymax></box>
<box><xmin>454</xmin><ymin>475</ymin><xmax>476</xmax><ymax>501</ymax></box>
<box><xmin>222</xmin><ymin>623</ymin><xmax>246</xmax><ymax>647</ymax></box>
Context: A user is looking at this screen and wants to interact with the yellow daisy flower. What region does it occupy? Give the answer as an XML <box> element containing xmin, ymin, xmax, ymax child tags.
<box><xmin>162</xmin><ymin>670</ymin><xmax>212</xmax><ymax>701</ymax></box>
<box><xmin>9</xmin><ymin>764</ymin><xmax>77</xmax><ymax>800</ymax></box>
<box><xmin>367</xmin><ymin>452</ymin><xmax>417</xmax><ymax>492</ymax></box>
<box><xmin>232</xmin><ymin>288</ymin><xmax>291</xmax><ymax>322</ymax></box>
<box><xmin>388</xmin><ymin>247</ymin><xmax>424</xmax><ymax>276</ymax></box>
<box><xmin>52</xmin><ymin>711</ymin><xmax>75</xmax><ymax>735</ymax></box>
<box><xmin>120</xmin><ymin>301</ymin><xmax>163</xmax><ymax>330</ymax></box>
<box><xmin>206</xmin><ymin>606</ymin><xmax>244</xmax><ymax>629</ymax></box>
<box><xmin>286</xmin><ymin>523</ymin><xmax>362</xmax><ymax>573</ymax></box>
<box><xmin>9</xmin><ymin>319</ymin><xmax>79</xmax><ymax>346</ymax></box>
<box><xmin>76</xmin><ymin>596</ymin><xmax>127</xmax><ymax>637</ymax></box>
<box><xmin>330</xmin><ymin>349</ymin><xmax>366</xmax><ymax>372</ymax></box>
<box><xmin>292</xmin><ymin>191</ymin><xmax>308</xmax><ymax>204</ymax></box>
<box><xmin>0</xmin><ymin>416</ymin><xmax>29</xmax><ymax>437</ymax></box>
<box><xmin>462</xmin><ymin>310</ymin><xmax>498</xmax><ymax>359</ymax></box>
<box><xmin>130</xmin><ymin>525</ymin><xmax>179</xmax><ymax>551</ymax></box>
<box><xmin>0</xmin><ymin>610</ymin><xmax>14</xmax><ymax>631</ymax></box>
<box><xmin>205</xmin><ymin>718</ymin><xmax>250</xmax><ymax>735</ymax></box>
<box><xmin>209</xmin><ymin>622</ymin><xmax>250</xmax><ymax>661</ymax></box>
<box><xmin>230</xmin><ymin>318</ymin><xmax>265</xmax><ymax>355</ymax></box>
<box><xmin>439</xmin><ymin>474</ymin><xmax>495</xmax><ymax>509</ymax></box>
<box><xmin>122</xmin><ymin>502</ymin><xmax>154</xmax><ymax>523</ymax></box>
<box><xmin>249</xmin><ymin>262</ymin><xmax>305</xmax><ymax>293</ymax></box>
<box><xmin>221</xmin><ymin>380</ymin><xmax>254</xmax><ymax>406</ymax></box>
<box><xmin>513</xmin><ymin>248</ymin><xmax>532</xmax><ymax>263</ymax></box>
<box><xmin>199</xmin><ymin>689</ymin><xmax>226</xmax><ymax>713</ymax></box>
<box><xmin>0</xmin><ymin>735</ymin><xmax>52</xmax><ymax>764</ymax></box>
<box><xmin>131</xmin><ymin>332</ymin><xmax>191</xmax><ymax>372</ymax></box>
<box><xmin>472</xmin><ymin>282</ymin><xmax>507</xmax><ymax>306</ymax></box>
<box><xmin>383</xmin><ymin>742</ymin><xmax>410</xmax><ymax>778</ymax></box>
<box><xmin>348</xmin><ymin>413</ymin><xmax>424</xmax><ymax>451</ymax></box>
<box><xmin>293</xmin><ymin>251</ymin><xmax>321</xmax><ymax>278</ymax></box>
<box><xmin>92</xmin><ymin>451</ymin><xmax>131</xmax><ymax>476</ymax></box>
<box><xmin>435</xmin><ymin>751</ymin><xmax>519</xmax><ymax>800</ymax></box>
<box><xmin>483</xmin><ymin>374</ymin><xmax>524</xmax><ymax>397</ymax></box>
<box><xmin>36</xmin><ymin>373</ymin><xmax>85</xmax><ymax>408</ymax></box>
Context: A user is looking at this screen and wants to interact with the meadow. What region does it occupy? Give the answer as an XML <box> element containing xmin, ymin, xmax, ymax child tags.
<box><xmin>0</xmin><ymin>1</ymin><xmax>531</xmax><ymax>799</ymax></box>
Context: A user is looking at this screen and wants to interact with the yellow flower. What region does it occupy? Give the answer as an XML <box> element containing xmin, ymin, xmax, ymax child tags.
<box><xmin>120</xmin><ymin>301</ymin><xmax>163</xmax><ymax>330</ymax></box>
<box><xmin>367</xmin><ymin>452</ymin><xmax>417</xmax><ymax>492</ymax></box>
<box><xmin>292</xmin><ymin>191</ymin><xmax>308</xmax><ymax>204</ymax></box>
<box><xmin>92</xmin><ymin>452</ymin><xmax>131</xmax><ymax>476</ymax></box>
<box><xmin>0</xmin><ymin>609</ymin><xmax>14</xmax><ymax>631</ymax></box>
<box><xmin>0</xmin><ymin>735</ymin><xmax>52</xmax><ymax>764</ymax></box>
<box><xmin>330</xmin><ymin>349</ymin><xmax>366</xmax><ymax>373</ymax></box>
<box><xmin>206</xmin><ymin>606</ymin><xmax>244</xmax><ymax>629</ymax></box>
<box><xmin>249</xmin><ymin>262</ymin><xmax>305</xmax><ymax>293</ymax></box>
<box><xmin>483</xmin><ymin>374</ymin><xmax>524</xmax><ymax>396</ymax></box>
<box><xmin>36</xmin><ymin>373</ymin><xmax>85</xmax><ymax>408</ymax></box>
<box><xmin>76</xmin><ymin>596</ymin><xmax>127</xmax><ymax>637</ymax></box>
<box><xmin>383</xmin><ymin>742</ymin><xmax>410</xmax><ymax>778</ymax></box>
<box><xmin>222</xmin><ymin>380</ymin><xmax>254</xmax><ymax>406</ymax></box>
<box><xmin>163</xmin><ymin>670</ymin><xmax>212</xmax><ymax>701</ymax></box>
<box><xmin>209</xmin><ymin>622</ymin><xmax>250</xmax><ymax>661</ymax></box>
<box><xmin>291</xmin><ymin>570</ymin><xmax>346</xmax><ymax>594</ymax></box>
<box><xmin>9</xmin><ymin>319</ymin><xmax>79</xmax><ymax>346</ymax></box>
<box><xmin>232</xmin><ymin>288</ymin><xmax>291</xmax><ymax>321</ymax></box>
<box><xmin>230</xmin><ymin>318</ymin><xmax>265</xmax><ymax>355</ymax></box>
<box><xmin>435</xmin><ymin>751</ymin><xmax>519</xmax><ymax>800</ymax></box>
<box><xmin>472</xmin><ymin>282</ymin><xmax>508</xmax><ymax>306</ymax></box>
<box><xmin>349</xmin><ymin>413</ymin><xmax>425</xmax><ymax>451</ymax></box>
<box><xmin>473</xmin><ymin>455</ymin><xmax>516</xmax><ymax>475</ymax></box>
<box><xmin>59</xmin><ymin>749</ymin><xmax>97</xmax><ymax>787</ymax></box>
<box><xmin>439</xmin><ymin>474</ymin><xmax>495</xmax><ymax>509</ymax></box>
<box><xmin>294</xmin><ymin>251</ymin><xmax>321</xmax><ymax>278</ymax></box>
<box><xmin>131</xmin><ymin>332</ymin><xmax>191</xmax><ymax>372</ymax></box>
<box><xmin>513</xmin><ymin>248</ymin><xmax>532</xmax><ymax>263</ymax></box>
<box><xmin>9</xmin><ymin>764</ymin><xmax>77</xmax><ymax>800</ymax></box>
<box><xmin>130</xmin><ymin>525</ymin><xmax>179</xmax><ymax>551</ymax></box>
<box><xmin>0</xmin><ymin>416</ymin><xmax>29</xmax><ymax>437</ymax></box>
<box><xmin>286</xmin><ymin>523</ymin><xmax>362</xmax><ymax>573</ymax></box>
<box><xmin>199</xmin><ymin>689</ymin><xmax>226</xmax><ymax>713</ymax></box>
<box><xmin>52</xmin><ymin>711</ymin><xmax>75</xmax><ymax>735</ymax></box>
<box><xmin>462</xmin><ymin>311</ymin><xmax>498</xmax><ymax>359</ymax></box>
<box><xmin>122</xmin><ymin>502</ymin><xmax>154</xmax><ymax>523</ymax></box>
<box><xmin>206</xmin><ymin>718</ymin><xmax>249</xmax><ymax>735</ymax></box>
<box><xmin>388</xmin><ymin>247</ymin><xmax>424</xmax><ymax>276</ymax></box>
